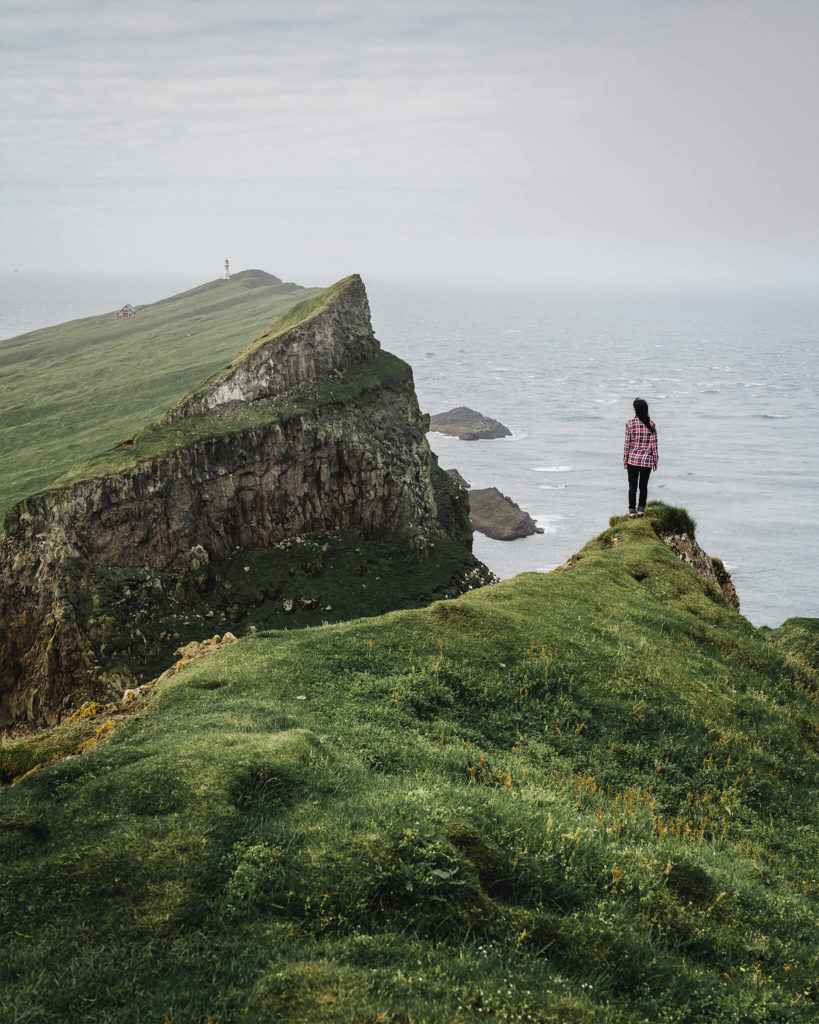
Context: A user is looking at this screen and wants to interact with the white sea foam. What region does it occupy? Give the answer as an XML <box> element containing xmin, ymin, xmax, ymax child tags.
<box><xmin>539</xmin><ymin>483</ymin><xmax>567</xmax><ymax>490</ymax></box>
<box><xmin>532</xmin><ymin>465</ymin><xmax>573</xmax><ymax>472</ymax></box>
<box><xmin>534</xmin><ymin>515</ymin><xmax>562</xmax><ymax>533</ymax></box>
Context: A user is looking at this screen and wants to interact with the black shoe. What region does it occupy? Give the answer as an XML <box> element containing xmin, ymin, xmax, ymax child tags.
<box><xmin>637</xmin><ymin>510</ymin><xmax>645</xmax><ymax>518</ymax></box>
<box><xmin>628</xmin><ymin>511</ymin><xmax>637</xmax><ymax>519</ymax></box>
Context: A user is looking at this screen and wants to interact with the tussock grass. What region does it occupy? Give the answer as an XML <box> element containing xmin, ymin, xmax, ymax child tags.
<box><xmin>610</xmin><ymin>501</ymin><xmax>697</xmax><ymax>537</ymax></box>
<box><xmin>1</xmin><ymin>510</ymin><xmax>817</xmax><ymax>1022</ymax></box>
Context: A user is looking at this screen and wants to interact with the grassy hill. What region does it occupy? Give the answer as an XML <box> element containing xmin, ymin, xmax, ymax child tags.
<box><xmin>0</xmin><ymin>271</ymin><xmax>322</xmax><ymax>518</ymax></box>
<box><xmin>1</xmin><ymin>505</ymin><xmax>816</xmax><ymax>1023</ymax></box>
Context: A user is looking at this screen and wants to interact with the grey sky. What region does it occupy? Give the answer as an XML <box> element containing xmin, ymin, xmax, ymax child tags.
<box><xmin>1</xmin><ymin>0</ymin><xmax>817</xmax><ymax>285</ymax></box>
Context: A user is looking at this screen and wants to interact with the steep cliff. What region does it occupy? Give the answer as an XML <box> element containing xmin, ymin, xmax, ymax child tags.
<box><xmin>0</xmin><ymin>275</ymin><xmax>489</xmax><ymax>729</ymax></box>
<box><xmin>0</xmin><ymin>269</ymin><xmax>322</xmax><ymax>517</ymax></box>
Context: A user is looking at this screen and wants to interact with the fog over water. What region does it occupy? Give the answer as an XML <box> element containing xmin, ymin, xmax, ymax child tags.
<box><xmin>1</xmin><ymin>271</ymin><xmax>817</xmax><ymax>628</ymax></box>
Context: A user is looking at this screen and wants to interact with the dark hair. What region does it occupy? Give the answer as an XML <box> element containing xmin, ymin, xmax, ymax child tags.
<box><xmin>633</xmin><ymin>397</ymin><xmax>656</xmax><ymax>434</ymax></box>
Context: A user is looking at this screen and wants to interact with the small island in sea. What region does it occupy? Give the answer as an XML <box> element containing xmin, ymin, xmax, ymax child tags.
<box><xmin>428</xmin><ymin>405</ymin><xmax>511</xmax><ymax>440</ymax></box>
<box><xmin>467</xmin><ymin>486</ymin><xmax>544</xmax><ymax>540</ymax></box>
<box><xmin>444</xmin><ymin>469</ymin><xmax>542</xmax><ymax>540</ymax></box>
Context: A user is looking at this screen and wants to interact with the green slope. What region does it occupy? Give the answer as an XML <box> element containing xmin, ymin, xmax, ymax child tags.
<box><xmin>2</xmin><ymin>505</ymin><xmax>817</xmax><ymax>1023</ymax></box>
<box><xmin>0</xmin><ymin>271</ymin><xmax>322</xmax><ymax>518</ymax></box>
<box><xmin>52</xmin><ymin>276</ymin><xmax>377</xmax><ymax>491</ymax></box>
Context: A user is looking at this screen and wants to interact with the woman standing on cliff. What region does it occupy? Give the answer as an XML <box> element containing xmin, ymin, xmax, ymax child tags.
<box><xmin>623</xmin><ymin>398</ymin><xmax>658</xmax><ymax>518</ymax></box>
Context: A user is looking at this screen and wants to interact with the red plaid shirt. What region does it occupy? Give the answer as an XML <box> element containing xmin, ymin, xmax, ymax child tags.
<box><xmin>624</xmin><ymin>417</ymin><xmax>658</xmax><ymax>469</ymax></box>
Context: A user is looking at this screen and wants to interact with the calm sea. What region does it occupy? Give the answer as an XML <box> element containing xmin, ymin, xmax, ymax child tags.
<box><xmin>2</xmin><ymin>271</ymin><xmax>817</xmax><ymax>628</ymax></box>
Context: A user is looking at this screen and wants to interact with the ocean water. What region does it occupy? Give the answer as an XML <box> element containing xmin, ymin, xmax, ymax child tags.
<box><xmin>367</xmin><ymin>281</ymin><xmax>818</xmax><ymax>629</ymax></box>
<box><xmin>1</xmin><ymin>272</ymin><xmax>817</xmax><ymax>627</ymax></box>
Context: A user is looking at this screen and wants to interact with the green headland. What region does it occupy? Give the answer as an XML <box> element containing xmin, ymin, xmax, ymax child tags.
<box><xmin>0</xmin><ymin>270</ymin><xmax>321</xmax><ymax>517</ymax></box>
<box><xmin>0</xmin><ymin>273</ymin><xmax>489</xmax><ymax>730</ymax></box>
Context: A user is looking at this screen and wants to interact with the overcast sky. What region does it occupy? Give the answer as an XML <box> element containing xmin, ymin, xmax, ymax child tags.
<box><xmin>1</xmin><ymin>0</ymin><xmax>817</xmax><ymax>286</ymax></box>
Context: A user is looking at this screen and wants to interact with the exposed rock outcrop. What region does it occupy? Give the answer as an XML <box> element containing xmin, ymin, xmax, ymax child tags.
<box><xmin>468</xmin><ymin>487</ymin><xmax>543</xmax><ymax>541</ymax></box>
<box><xmin>429</xmin><ymin>407</ymin><xmax>511</xmax><ymax>441</ymax></box>
<box><xmin>0</xmin><ymin>275</ymin><xmax>487</xmax><ymax>730</ymax></box>
<box><xmin>445</xmin><ymin>468</ymin><xmax>470</xmax><ymax>489</ymax></box>
<box><xmin>657</xmin><ymin>531</ymin><xmax>740</xmax><ymax>610</ymax></box>
<box><xmin>161</xmin><ymin>276</ymin><xmax>377</xmax><ymax>424</ymax></box>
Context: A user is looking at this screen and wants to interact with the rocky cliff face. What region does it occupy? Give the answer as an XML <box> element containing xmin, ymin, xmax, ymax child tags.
<box><xmin>161</xmin><ymin>276</ymin><xmax>378</xmax><ymax>423</ymax></box>
<box><xmin>657</xmin><ymin>530</ymin><xmax>740</xmax><ymax>610</ymax></box>
<box><xmin>4</xmin><ymin>373</ymin><xmax>436</xmax><ymax>571</ymax></box>
<box><xmin>0</xmin><ymin>275</ymin><xmax>483</xmax><ymax>730</ymax></box>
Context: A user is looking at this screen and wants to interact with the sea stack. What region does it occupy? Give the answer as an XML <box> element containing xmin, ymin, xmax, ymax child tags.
<box><xmin>467</xmin><ymin>487</ymin><xmax>544</xmax><ymax>540</ymax></box>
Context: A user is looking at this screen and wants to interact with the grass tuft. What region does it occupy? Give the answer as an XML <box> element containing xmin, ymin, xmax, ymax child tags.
<box><xmin>645</xmin><ymin>501</ymin><xmax>698</xmax><ymax>537</ymax></box>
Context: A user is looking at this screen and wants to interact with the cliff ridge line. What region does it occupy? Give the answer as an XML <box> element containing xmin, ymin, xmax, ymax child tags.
<box><xmin>161</xmin><ymin>274</ymin><xmax>376</xmax><ymax>423</ymax></box>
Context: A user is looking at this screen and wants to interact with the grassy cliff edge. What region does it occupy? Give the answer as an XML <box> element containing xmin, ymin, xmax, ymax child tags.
<box><xmin>0</xmin><ymin>271</ymin><xmax>322</xmax><ymax>518</ymax></box>
<box><xmin>1</xmin><ymin>507</ymin><xmax>816</xmax><ymax>1023</ymax></box>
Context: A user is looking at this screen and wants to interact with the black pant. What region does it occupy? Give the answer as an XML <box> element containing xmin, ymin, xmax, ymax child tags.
<box><xmin>627</xmin><ymin>465</ymin><xmax>651</xmax><ymax>511</ymax></box>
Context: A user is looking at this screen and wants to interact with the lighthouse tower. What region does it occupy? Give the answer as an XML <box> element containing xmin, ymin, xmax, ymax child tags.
<box><xmin>223</xmin><ymin>258</ymin><xmax>230</xmax><ymax>281</ymax></box>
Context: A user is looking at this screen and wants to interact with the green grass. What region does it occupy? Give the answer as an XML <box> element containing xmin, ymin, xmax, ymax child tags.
<box><xmin>2</xmin><ymin>509</ymin><xmax>816</xmax><ymax>1023</ymax></box>
<box><xmin>46</xmin><ymin>527</ymin><xmax>492</xmax><ymax>693</ymax></box>
<box><xmin>610</xmin><ymin>501</ymin><xmax>697</xmax><ymax>538</ymax></box>
<box><xmin>51</xmin><ymin>348</ymin><xmax>410</xmax><ymax>491</ymax></box>
<box><xmin>0</xmin><ymin>270</ymin><xmax>322</xmax><ymax>518</ymax></box>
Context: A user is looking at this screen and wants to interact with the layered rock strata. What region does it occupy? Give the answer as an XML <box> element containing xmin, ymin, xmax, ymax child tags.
<box><xmin>0</xmin><ymin>275</ymin><xmax>479</xmax><ymax>729</ymax></box>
